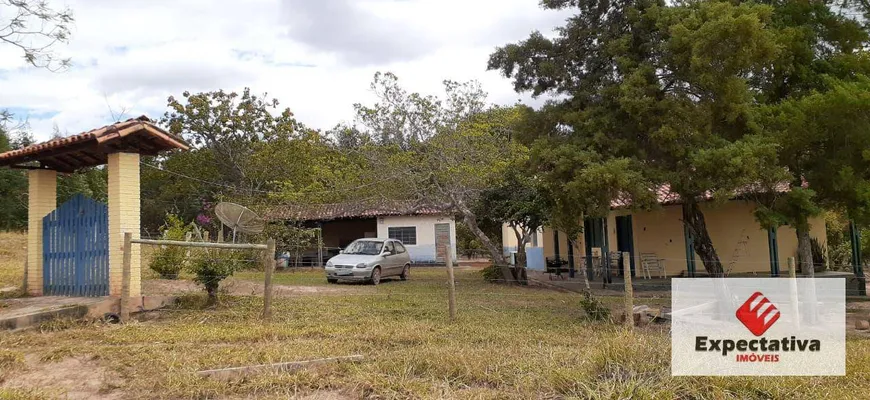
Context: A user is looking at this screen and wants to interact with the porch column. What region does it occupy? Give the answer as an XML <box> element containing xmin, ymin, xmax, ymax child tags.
<box><xmin>850</xmin><ymin>221</ymin><xmax>865</xmax><ymax>296</ymax></box>
<box><xmin>768</xmin><ymin>227</ymin><xmax>780</xmax><ymax>277</ymax></box>
<box><xmin>108</xmin><ymin>152</ymin><xmax>141</xmax><ymax>296</ymax></box>
<box><xmin>26</xmin><ymin>169</ymin><xmax>57</xmax><ymax>296</ymax></box>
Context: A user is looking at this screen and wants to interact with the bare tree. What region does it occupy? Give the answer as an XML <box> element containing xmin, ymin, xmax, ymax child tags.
<box><xmin>1</xmin><ymin>0</ymin><xmax>74</xmax><ymax>71</ymax></box>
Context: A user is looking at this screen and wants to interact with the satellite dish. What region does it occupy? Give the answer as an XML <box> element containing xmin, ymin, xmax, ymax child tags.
<box><xmin>214</xmin><ymin>202</ymin><xmax>265</xmax><ymax>242</ymax></box>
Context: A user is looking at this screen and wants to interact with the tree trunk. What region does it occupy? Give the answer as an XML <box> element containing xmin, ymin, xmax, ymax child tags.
<box><xmin>511</xmin><ymin>227</ymin><xmax>530</xmax><ymax>285</ymax></box>
<box><xmin>682</xmin><ymin>200</ymin><xmax>724</xmax><ymax>277</ymax></box>
<box><xmin>569</xmin><ymin>239</ymin><xmax>591</xmax><ymax>290</ymax></box>
<box><xmin>796</xmin><ymin>221</ymin><xmax>814</xmax><ymax>277</ymax></box>
<box><xmin>456</xmin><ymin>202</ymin><xmax>506</xmax><ymax>267</ymax></box>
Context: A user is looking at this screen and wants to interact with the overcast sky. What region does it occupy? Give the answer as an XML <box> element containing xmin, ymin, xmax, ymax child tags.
<box><xmin>0</xmin><ymin>0</ymin><xmax>570</xmax><ymax>142</ymax></box>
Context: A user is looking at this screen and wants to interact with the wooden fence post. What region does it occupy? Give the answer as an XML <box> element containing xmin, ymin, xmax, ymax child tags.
<box><xmin>788</xmin><ymin>257</ymin><xmax>800</xmax><ymax>328</ymax></box>
<box><xmin>623</xmin><ymin>251</ymin><xmax>633</xmax><ymax>329</ymax></box>
<box><xmin>121</xmin><ymin>232</ymin><xmax>132</xmax><ymax>323</ymax></box>
<box><xmin>446</xmin><ymin>250</ymin><xmax>457</xmax><ymax>322</ymax></box>
<box><xmin>262</xmin><ymin>238</ymin><xmax>276</xmax><ymax>321</ymax></box>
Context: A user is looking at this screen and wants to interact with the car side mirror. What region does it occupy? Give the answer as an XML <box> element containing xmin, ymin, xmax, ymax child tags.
<box><xmin>339</xmin><ymin>250</ymin><xmax>345</xmax><ymax>254</ymax></box>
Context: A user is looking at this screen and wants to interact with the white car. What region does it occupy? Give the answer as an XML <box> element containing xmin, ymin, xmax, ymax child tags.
<box><xmin>325</xmin><ymin>238</ymin><xmax>412</xmax><ymax>285</ymax></box>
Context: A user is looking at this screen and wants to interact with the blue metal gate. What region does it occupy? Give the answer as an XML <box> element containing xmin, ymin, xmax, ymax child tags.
<box><xmin>43</xmin><ymin>194</ymin><xmax>109</xmax><ymax>296</ymax></box>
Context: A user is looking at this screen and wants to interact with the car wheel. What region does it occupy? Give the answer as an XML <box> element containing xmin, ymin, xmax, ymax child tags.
<box><xmin>370</xmin><ymin>267</ymin><xmax>382</xmax><ymax>285</ymax></box>
<box><xmin>400</xmin><ymin>264</ymin><xmax>410</xmax><ymax>281</ymax></box>
<box><xmin>327</xmin><ymin>278</ymin><xmax>338</xmax><ymax>284</ymax></box>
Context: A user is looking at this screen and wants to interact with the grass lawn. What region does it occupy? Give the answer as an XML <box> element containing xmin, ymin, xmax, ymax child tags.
<box><xmin>1</xmin><ymin>233</ymin><xmax>870</xmax><ymax>399</ymax></box>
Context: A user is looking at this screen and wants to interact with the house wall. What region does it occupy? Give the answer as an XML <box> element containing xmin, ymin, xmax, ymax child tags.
<box><xmin>536</xmin><ymin>200</ymin><xmax>828</xmax><ymax>277</ymax></box>
<box><xmin>540</xmin><ymin>225</ymin><xmax>585</xmax><ymax>272</ymax></box>
<box><xmin>377</xmin><ymin>215</ymin><xmax>456</xmax><ymax>263</ymax></box>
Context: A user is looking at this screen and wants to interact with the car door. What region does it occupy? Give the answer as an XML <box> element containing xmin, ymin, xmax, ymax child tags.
<box><xmin>394</xmin><ymin>242</ymin><xmax>410</xmax><ymax>268</ymax></box>
<box><xmin>383</xmin><ymin>241</ymin><xmax>398</xmax><ymax>275</ymax></box>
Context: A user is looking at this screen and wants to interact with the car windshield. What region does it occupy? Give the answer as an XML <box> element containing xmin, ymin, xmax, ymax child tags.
<box><xmin>343</xmin><ymin>240</ymin><xmax>384</xmax><ymax>255</ymax></box>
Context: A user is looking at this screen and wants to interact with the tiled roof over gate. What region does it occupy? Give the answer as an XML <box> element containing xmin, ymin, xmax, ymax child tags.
<box><xmin>0</xmin><ymin>116</ymin><xmax>187</xmax><ymax>172</ymax></box>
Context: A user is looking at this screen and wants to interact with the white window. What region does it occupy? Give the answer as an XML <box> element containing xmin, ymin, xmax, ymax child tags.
<box><xmin>388</xmin><ymin>227</ymin><xmax>417</xmax><ymax>245</ymax></box>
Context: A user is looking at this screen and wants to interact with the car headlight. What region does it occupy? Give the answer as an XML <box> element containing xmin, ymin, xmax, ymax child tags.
<box><xmin>326</xmin><ymin>261</ymin><xmax>334</xmax><ymax>268</ymax></box>
<box><xmin>355</xmin><ymin>263</ymin><xmax>368</xmax><ymax>269</ymax></box>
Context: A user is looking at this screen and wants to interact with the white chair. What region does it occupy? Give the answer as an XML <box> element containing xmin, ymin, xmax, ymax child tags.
<box><xmin>640</xmin><ymin>253</ymin><xmax>666</xmax><ymax>279</ymax></box>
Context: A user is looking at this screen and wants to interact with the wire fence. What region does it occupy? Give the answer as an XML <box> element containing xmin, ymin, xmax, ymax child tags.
<box><xmin>113</xmin><ymin>231</ymin><xmax>870</xmax><ymax>339</ymax></box>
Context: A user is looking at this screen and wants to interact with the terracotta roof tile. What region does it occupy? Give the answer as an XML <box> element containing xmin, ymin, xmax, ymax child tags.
<box><xmin>265</xmin><ymin>200</ymin><xmax>445</xmax><ymax>221</ymax></box>
<box><xmin>610</xmin><ymin>182</ymin><xmax>793</xmax><ymax>209</ymax></box>
<box><xmin>0</xmin><ymin>115</ymin><xmax>188</xmax><ymax>171</ymax></box>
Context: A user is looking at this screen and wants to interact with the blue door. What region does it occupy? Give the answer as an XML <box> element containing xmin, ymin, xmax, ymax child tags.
<box><xmin>43</xmin><ymin>194</ymin><xmax>109</xmax><ymax>296</ymax></box>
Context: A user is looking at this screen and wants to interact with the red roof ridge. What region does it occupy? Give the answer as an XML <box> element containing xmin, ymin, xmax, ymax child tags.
<box><xmin>0</xmin><ymin>115</ymin><xmax>188</xmax><ymax>171</ymax></box>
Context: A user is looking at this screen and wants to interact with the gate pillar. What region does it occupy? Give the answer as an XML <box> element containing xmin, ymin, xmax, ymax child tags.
<box><xmin>27</xmin><ymin>169</ymin><xmax>57</xmax><ymax>296</ymax></box>
<box><xmin>108</xmin><ymin>152</ymin><xmax>141</xmax><ymax>296</ymax></box>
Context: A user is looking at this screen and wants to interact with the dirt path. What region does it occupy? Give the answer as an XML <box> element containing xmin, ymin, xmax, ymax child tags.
<box><xmin>2</xmin><ymin>355</ymin><xmax>124</xmax><ymax>399</ymax></box>
<box><xmin>143</xmin><ymin>278</ymin><xmax>361</xmax><ymax>297</ymax></box>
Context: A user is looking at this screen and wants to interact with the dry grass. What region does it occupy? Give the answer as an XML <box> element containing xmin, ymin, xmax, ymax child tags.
<box><xmin>0</xmin><ymin>231</ymin><xmax>26</xmax><ymax>292</ymax></box>
<box><xmin>2</xmin><ymin>232</ymin><xmax>870</xmax><ymax>399</ymax></box>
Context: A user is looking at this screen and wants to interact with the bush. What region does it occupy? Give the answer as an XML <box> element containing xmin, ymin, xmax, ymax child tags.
<box><xmin>580</xmin><ymin>291</ymin><xmax>611</xmax><ymax>322</ymax></box>
<box><xmin>186</xmin><ymin>248</ymin><xmax>250</xmax><ymax>305</ymax></box>
<box><xmin>149</xmin><ymin>214</ymin><xmax>190</xmax><ymax>279</ymax></box>
<box><xmin>481</xmin><ymin>264</ymin><xmax>502</xmax><ymax>282</ymax></box>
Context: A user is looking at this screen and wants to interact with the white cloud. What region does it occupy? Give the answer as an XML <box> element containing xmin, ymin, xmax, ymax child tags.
<box><xmin>0</xmin><ymin>0</ymin><xmax>569</xmax><ymax>142</ymax></box>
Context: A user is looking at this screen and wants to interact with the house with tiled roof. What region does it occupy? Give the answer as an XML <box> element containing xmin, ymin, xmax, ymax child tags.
<box><xmin>265</xmin><ymin>200</ymin><xmax>456</xmax><ymax>264</ymax></box>
<box><xmin>503</xmin><ymin>185</ymin><xmax>827</xmax><ymax>279</ymax></box>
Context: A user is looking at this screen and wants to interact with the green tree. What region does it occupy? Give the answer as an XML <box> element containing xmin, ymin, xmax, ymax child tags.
<box><xmin>0</xmin><ymin>126</ymin><xmax>27</xmax><ymax>230</ymax></box>
<box><xmin>490</xmin><ymin>0</ymin><xmax>787</xmax><ymax>276</ymax></box>
<box><xmin>161</xmin><ymin>88</ymin><xmax>304</xmax><ymax>196</ymax></box>
<box><xmin>744</xmin><ymin>0</ymin><xmax>870</xmax><ymax>276</ymax></box>
<box><xmin>349</xmin><ymin>73</ymin><xmax>529</xmax><ymax>269</ymax></box>
<box><xmin>476</xmin><ymin>166</ymin><xmax>547</xmax><ymax>282</ymax></box>
<box><xmin>758</xmin><ymin>77</ymin><xmax>870</xmax><ymax>274</ymax></box>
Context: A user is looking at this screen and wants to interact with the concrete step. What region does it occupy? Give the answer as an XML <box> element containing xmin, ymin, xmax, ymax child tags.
<box><xmin>0</xmin><ymin>296</ymin><xmax>176</xmax><ymax>331</ymax></box>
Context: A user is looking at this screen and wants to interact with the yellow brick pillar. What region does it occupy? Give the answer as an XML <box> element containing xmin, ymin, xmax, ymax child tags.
<box><xmin>26</xmin><ymin>169</ymin><xmax>57</xmax><ymax>296</ymax></box>
<box><xmin>108</xmin><ymin>152</ymin><xmax>141</xmax><ymax>296</ymax></box>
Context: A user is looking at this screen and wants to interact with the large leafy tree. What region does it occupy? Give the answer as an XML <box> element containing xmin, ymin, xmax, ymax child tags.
<box><xmin>749</xmin><ymin>1</ymin><xmax>870</xmax><ymax>276</ymax></box>
<box><xmin>350</xmin><ymin>73</ymin><xmax>529</xmax><ymax>268</ymax></box>
<box><xmin>148</xmin><ymin>88</ymin><xmax>365</xmax><ymax>232</ymax></box>
<box><xmin>161</xmin><ymin>88</ymin><xmax>304</xmax><ymax>197</ymax></box>
<box><xmin>476</xmin><ymin>165</ymin><xmax>547</xmax><ymax>282</ymax></box>
<box><xmin>490</xmin><ymin>0</ymin><xmax>784</xmax><ymax>276</ymax></box>
<box><xmin>758</xmin><ymin>77</ymin><xmax>870</xmax><ymax>274</ymax></box>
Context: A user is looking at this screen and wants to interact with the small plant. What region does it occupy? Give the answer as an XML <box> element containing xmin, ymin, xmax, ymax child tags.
<box><xmin>580</xmin><ymin>291</ymin><xmax>611</xmax><ymax>321</ymax></box>
<box><xmin>149</xmin><ymin>213</ymin><xmax>191</xmax><ymax>279</ymax></box>
<box><xmin>186</xmin><ymin>248</ymin><xmax>249</xmax><ymax>306</ymax></box>
<box><xmin>481</xmin><ymin>264</ymin><xmax>502</xmax><ymax>282</ymax></box>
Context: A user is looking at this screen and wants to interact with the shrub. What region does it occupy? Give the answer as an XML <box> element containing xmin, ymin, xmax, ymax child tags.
<box><xmin>149</xmin><ymin>214</ymin><xmax>190</xmax><ymax>279</ymax></box>
<box><xmin>481</xmin><ymin>264</ymin><xmax>502</xmax><ymax>282</ymax></box>
<box><xmin>186</xmin><ymin>248</ymin><xmax>250</xmax><ymax>305</ymax></box>
<box><xmin>579</xmin><ymin>291</ymin><xmax>611</xmax><ymax>322</ymax></box>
